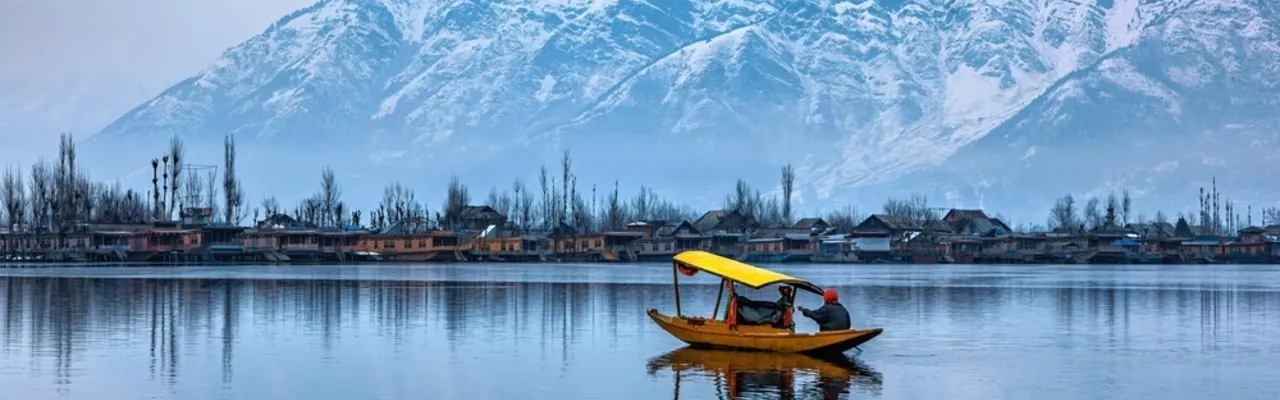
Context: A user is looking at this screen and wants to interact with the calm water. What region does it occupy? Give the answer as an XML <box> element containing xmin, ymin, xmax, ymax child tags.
<box><xmin>2</xmin><ymin>263</ymin><xmax>1278</xmax><ymax>400</ymax></box>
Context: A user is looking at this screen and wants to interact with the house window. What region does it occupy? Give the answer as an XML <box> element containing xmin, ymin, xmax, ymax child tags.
<box><xmin>419</xmin><ymin>239</ymin><xmax>427</xmax><ymax>248</ymax></box>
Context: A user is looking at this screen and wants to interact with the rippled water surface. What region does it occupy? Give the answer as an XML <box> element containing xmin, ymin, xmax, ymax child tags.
<box><xmin>2</xmin><ymin>263</ymin><xmax>1278</xmax><ymax>399</ymax></box>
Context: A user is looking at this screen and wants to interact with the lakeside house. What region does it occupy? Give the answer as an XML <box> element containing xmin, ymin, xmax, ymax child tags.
<box><xmin>4</xmin><ymin>202</ymin><xmax>1278</xmax><ymax>265</ymax></box>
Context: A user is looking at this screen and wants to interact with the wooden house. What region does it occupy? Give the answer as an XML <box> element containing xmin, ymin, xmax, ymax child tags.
<box><xmin>275</xmin><ymin>229</ymin><xmax>322</xmax><ymax>260</ymax></box>
<box><xmin>1225</xmin><ymin>227</ymin><xmax>1271</xmax><ymax>263</ymax></box>
<box><xmin>361</xmin><ymin>217</ymin><xmax>461</xmax><ymax>261</ymax></box>
<box><xmin>1179</xmin><ymin>236</ymin><xmax>1226</xmax><ymax>262</ymax></box>
<box><xmin>852</xmin><ymin>214</ymin><xmax>951</xmax><ymax>251</ymax></box>
<box><xmin>143</xmin><ymin>222</ymin><xmax>204</xmax><ymax>261</ymax></box>
<box><xmin>626</xmin><ymin>220</ymin><xmax>666</xmax><ymax>238</ymax></box>
<box><xmin>635</xmin><ymin>236</ymin><xmax>678</xmax><ymax>260</ymax></box>
<box><xmin>943</xmin><ymin>209</ymin><xmax>1012</xmax><ymax>236</ymax></box>
<box><xmin>318</xmin><ymin>229</ymin><xmax>369</xmax><ymax>261</ymax></box>
<box><xmin>812</xmin><ymin>235</ymin><xmax>859</xmax><ymax>263</ymax></box>
<box><xmin>602</xmin><ymin>231</ymin><xmax>645</xmax><ymax>261</ymax></box>
<box><xmin>742</xmin><ymin>238</ymin><xmax>783</xmax><ymax>262</ymax></box>
<box><xmin>242</xmin><ymin>214</ymin><xmax>321</xmax><ymax>261</ymax></box>
<box><xmin>666</xmin><ymin>221</ymin><xmax>712</xmax><ymax>254</ymax></box>
<box><xmin>469</xmin><ymin>235</ymin><xmax>547</xmax><ymax>261</ymax></box>
<box><xmin>196</xmin><ymin>225</ymin><xmax>248</xmax><ymax>261</ymax></box>
<box><xmin>694</xmin><ymin>210</ymin><xmax>757</xmax><ymax>234</ymax></box>
<box><xmin>547</xmin><ymin>225</ymin><xmax>606</xmax><ymax>258</ymax></box>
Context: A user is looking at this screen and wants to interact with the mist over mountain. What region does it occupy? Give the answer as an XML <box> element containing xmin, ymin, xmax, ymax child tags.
<box><xmin>79</xmin><ymin>0</ymin><xmax>1280</xmax><ymax>224</ymax></box>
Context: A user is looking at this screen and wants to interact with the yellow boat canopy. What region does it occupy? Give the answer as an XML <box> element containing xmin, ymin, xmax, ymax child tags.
<box><xmin>673</xmin><ymin>250</ymin><xmax>824</xmax><ymax>295</ymax></box>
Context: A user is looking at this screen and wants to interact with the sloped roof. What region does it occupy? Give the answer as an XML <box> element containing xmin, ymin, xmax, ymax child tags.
<box><xmin>945</xmin><ymin>209</ymin><xmax>989</xmax><ymax>221</ymax></box>
<box><xmin>860</xmin><ymin>214</ymin><xmax>951</xmax><ymax>232</ymax></box>
<box><xmin>793</xmin><ymin>217</ymin><xmax>828</xmax><ymax>229</ymax></box>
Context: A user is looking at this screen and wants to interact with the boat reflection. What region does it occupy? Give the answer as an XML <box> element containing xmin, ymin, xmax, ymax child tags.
<box><xmin>646</xmin><ymin>347</ymin><xmax>883</xmax><ymax>399</ymax></box>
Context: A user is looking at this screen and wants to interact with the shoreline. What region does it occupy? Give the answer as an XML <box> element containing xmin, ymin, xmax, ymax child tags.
<box><xmin>2</xmin><ymin>258</ymin><xmax>1275</xmax><ymax>268</ymax></box>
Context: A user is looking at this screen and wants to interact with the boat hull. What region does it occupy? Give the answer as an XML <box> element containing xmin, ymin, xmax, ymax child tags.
<box><xmin>647</xmin><ymin>309</ymin><xmax>881</xmax><ymax>355</ymax></box>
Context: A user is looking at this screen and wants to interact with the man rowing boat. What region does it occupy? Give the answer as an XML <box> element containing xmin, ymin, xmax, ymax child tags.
<box><xmin>797</xmin><ymin>289</ymin><xmax>850</xmax><ymax>331</ymax></box>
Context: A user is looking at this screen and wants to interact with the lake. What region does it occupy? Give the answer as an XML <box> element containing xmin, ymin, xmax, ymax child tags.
<box><xmin>2</xmin><ymin>263</ymin><xmax>1278</xmax><ymax>399</ymax></box>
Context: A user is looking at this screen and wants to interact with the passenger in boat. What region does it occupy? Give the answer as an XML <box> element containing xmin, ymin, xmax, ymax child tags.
<box><xmin>775</xmin><ymin>286</ymin><xmax>795</xmax><ymax>331</ymax></box>
<box><xmin>797</xmin><ymin>289</ymin><xmax>851</xmax><ymax>331</ymax></box>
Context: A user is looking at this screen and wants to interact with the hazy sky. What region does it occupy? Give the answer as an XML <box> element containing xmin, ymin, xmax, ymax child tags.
<box><xmin>0</xmin><ymin>0</ymin><xmax>313</xmax><ymax>83</ymax></box>
<box><xmin>0</xmin><ymin>0</ymin><xmax>315</xmax><ymax>164</ymax></box>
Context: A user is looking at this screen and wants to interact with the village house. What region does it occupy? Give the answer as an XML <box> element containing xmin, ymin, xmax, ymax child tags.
<box><xmin>468</xmin><ymin>232</ymin><xmax>548</xmax><ymax>261</ymax></box>
<box><xmin>851</xmin><ymin>214</ymin><xmax>951</xmax><ymax>251</ymax></box>
<box><xmin>359</xmin><ymin>217</ymin><xmax>462</xmax><ymax>261</ymax></box>
<box><xmin>1224</xmin><ymin>226</ymin><xmax>1271</xmax><ymax>263</ymax></box>
<box><xmin>631</xmin><ymin>220</ymin><xmax>710</xmax><ymax>261</ymax></box>
<box><xmin>693</xmin><ymin>210</ymin><xmax>757</xmax><ymax>234</ymax></box>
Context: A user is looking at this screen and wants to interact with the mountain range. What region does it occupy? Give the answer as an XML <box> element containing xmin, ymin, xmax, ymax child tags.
<box><xmin>80</xmin><ymin>0</ymin><xmax>1280</xmax><ymax>224</ymax></box>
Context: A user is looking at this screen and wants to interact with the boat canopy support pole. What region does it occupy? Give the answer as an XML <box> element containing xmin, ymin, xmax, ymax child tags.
<box><xmin>712</xmin><ymin>278</ymin><xmax>725</xmax><ymax>318</ymax></box>
<box><xmin>672</xmin><ymin>261</ymin><xmax>682</xmax><ymax>316</ymax></box>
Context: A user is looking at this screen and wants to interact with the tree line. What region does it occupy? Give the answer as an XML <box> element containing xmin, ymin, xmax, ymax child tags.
<box><xmin>1048</xmin><ymin>182</ymin><xmax>1280</xmax><ymax>236</ymax></box>
<box><xmin>0</xmin><ymin>135</ymin><xmax>954</xmax><ymax>239</ymax></box>
<box><xmin>8</xmin><ymin>135</ymin><xmax>1275</xmax><ymax>243</ymax></box>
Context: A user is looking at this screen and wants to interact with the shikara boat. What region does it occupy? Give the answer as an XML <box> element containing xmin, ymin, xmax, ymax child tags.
<box><xmin>648</xmin><ymin>250</ymin><xmax>882</xmax><ymax>355</ymax></box>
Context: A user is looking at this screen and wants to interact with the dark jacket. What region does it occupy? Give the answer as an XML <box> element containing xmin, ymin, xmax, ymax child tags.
<box><xmin>800</xmin><ymin>302</ymin><xmax>851</xmax><ymax>331</ymax></box>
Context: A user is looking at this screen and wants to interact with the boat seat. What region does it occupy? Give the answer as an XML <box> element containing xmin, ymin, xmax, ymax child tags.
<box><xmin>732</xmin><ymin>295</ymin><xmax>785</xmax><ymax>326</ymax></box>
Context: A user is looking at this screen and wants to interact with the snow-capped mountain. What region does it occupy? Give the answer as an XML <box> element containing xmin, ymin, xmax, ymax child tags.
<box><xmin>86</xmin><ymin>0</ymin><xmax>1280</xmax><ymax>218</ymax></box>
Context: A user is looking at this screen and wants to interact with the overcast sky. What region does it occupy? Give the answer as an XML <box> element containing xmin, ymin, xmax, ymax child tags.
<box><xmin>0</xmin><ymin>0</ymin><xmax>314</xmax><ymax>84</ymax></box>
<box><xmin>0</xmin><ymin>0</ymin><xmax>315</xmax><ymax>165</ymax></box>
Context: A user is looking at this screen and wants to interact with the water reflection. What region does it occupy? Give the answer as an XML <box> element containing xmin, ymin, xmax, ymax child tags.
<box><xmin>1</xmin><ymin>264</ymin><xmax>1278</xmax><ymax>399</ymax></box>
<box><xmin>647</xmin><ymin>348</ymin><xmax>882</xmax><ymax>399</ymax></box>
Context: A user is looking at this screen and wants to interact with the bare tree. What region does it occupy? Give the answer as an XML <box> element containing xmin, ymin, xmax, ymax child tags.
<box><xmin>1049</xmin><ymin>194</ymin><xmax>1079</xmax><ymax>231</ymax></box>
<box><xmin>882</xmin><ymin>193</ymin><xmax>937</xmax><ymax>222</ymax></box>
<box><xmin>334</xmin><ymin>202</ymin><xmax>346</xmax><ymax>227</ymax></box>
<box><xmin>602</xmin><ymin>181</ymin><xmax>626</xmax><ymax>231</ymax></box>
<box><xmin>824</xmin><ymin>205</ymin><xmax>861</xmax><ymax>233</ymax></box>
<box><xmin>724</xmin><ymin>179</ymin><xmax>754</xmax><ymax>219</ymax></box>
<box><xmin>168</xmin><ymin>136</ymin><xmax>184</xmax><ymax>218</ymax></box>
<box><xmin>1083</xmin><ymin>197</ymin><xmax>1102</xmax><ymax>230</ymax></box>
<box><xmin>1120</xmin><ymin>188</ymin><xmax>1132</xmax><ymax>225</ymax></box>
<box><xmin>561</xmin><ymin>151</ymin><xmax>571</xmax><ymax>224</ymax></box>
<box><xmin>443</xmin><ymin>175</ymin><xmax>470</xmax><ymax>229</ymax></box>
<box><xmin>538</xmin><ymin>166</ymin><xmax>550</xmax><ymax>229</ymax></box>
<box><xmin>223</xmin><ymin>134</ymin><xmax>245</xmax><ymax>225</ymax></box>
<box><xmin>380</xmin><ymin>181</ymin><xmax>424</xmax><ymax>227</ymax></box>
<box><xmin>1154</xmin><ymin>210</ymin><xmax>1169</xmax><ymax>224</ymax></box>
<box><xmin>206</xmin><ymin>169</ymin><xmax>220</xmax><ymax>222</ymax></box>
<box><xmin>570</xmin><ymin>180</ymin><xmax>591</xmax><ymax>231</ymax></box>
<box><xmin>318</xmin><ymin>166</ymin><xmax>341</xmax><ymax>227</ymax></box>
<box><xmin>28</xmin><ymin>160</ymin><xmax>52</xmax><ymax>232</ymax></box>
<box><xmin>781</xmin><ymin>164</ymin><xmax>795</xmax><ymax>225</ymax></box>
<box><xmin>512</xmin><ymin>179</ymin><xmax>534</xmax><ymax>231</ymax></box>
<box><xmin>182</xmin><ymin>166</ymin><xmax>204</xmax><ymax>219</ymax></box>
<box><xmin>2</xmin><ymin>166</ymin><xmax>27</xmax><ymax>254</ymax></box>
<box><xmin>260</xmin><ymin>197</ymin><xmax>282</xmax><ymax>217</ymax></box>
<box><xmin>759</xmin><ymin>196</ymin><xmax>784</xmax><ymax>227</ymax></box>
<box><xmin>1263</xmin><ymin>207</ymin><xmax>1280</xmax><ymax>225</ymax></box>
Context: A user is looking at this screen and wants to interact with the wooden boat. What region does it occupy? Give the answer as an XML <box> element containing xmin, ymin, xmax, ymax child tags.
<box><xmin>648</xmin><ymin>250</ymin><xmax>882</xmax><ymax>355</ymax></box>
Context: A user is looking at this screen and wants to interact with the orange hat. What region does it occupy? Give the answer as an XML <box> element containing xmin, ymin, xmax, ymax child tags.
<box><xmin>822</xmin><ymin>289</ymin><xmax>838</xmax><ymax>304</ymax></box>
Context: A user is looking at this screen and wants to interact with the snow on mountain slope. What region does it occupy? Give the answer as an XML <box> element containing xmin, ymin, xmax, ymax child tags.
<box><xmin>887</xmin><ymin>0</ymin><xmax>1280</xmax><ymax>222</ymax></box>
<box><xmin>86</xmin><ymin>0</ymin><xmax>1280</xmax><ymax>213</ymax></box>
